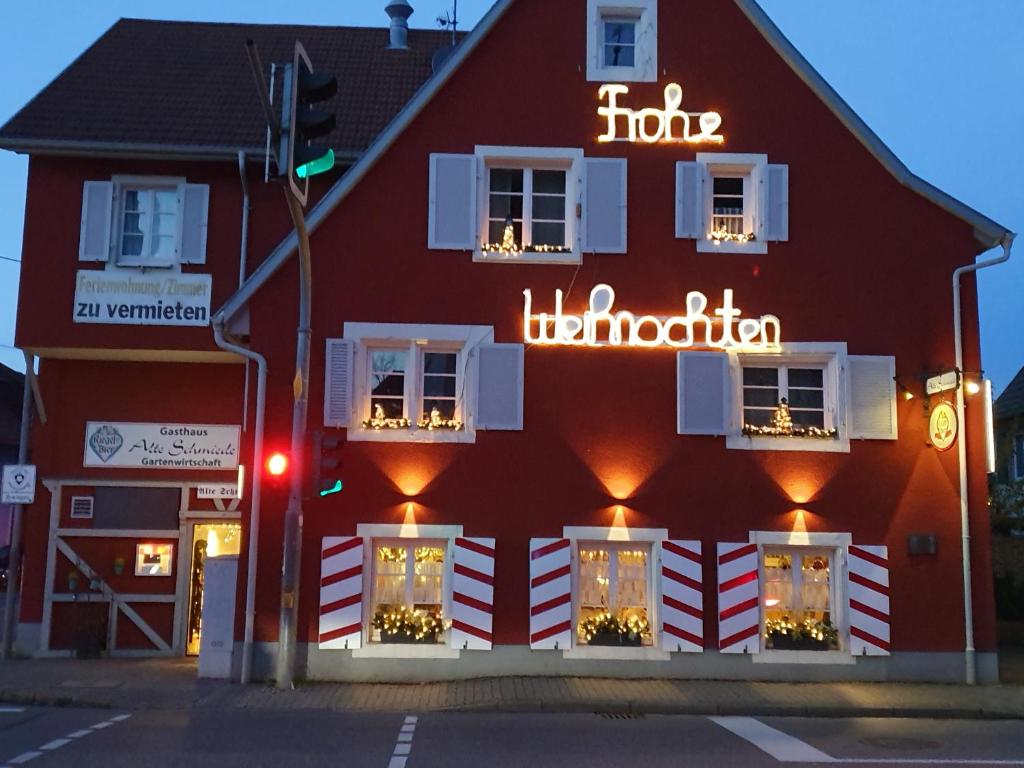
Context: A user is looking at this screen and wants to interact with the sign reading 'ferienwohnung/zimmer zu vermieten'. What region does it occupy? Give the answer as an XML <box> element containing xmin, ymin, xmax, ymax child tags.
<box><xmin>74</xmin><ymin>269</ymin><xmax>212</xmax><ymax>326</ymax></box>
<box><xmin>84</xmin><ymin>423</ymin><xmax>240</xmax><ymax>470</ymax></box>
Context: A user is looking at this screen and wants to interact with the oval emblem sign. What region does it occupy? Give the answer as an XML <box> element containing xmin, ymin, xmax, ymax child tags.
<box><xmin>929</xmin><ymin>401</ymin><xmax>958</xmax><ymax>452</ymax></box>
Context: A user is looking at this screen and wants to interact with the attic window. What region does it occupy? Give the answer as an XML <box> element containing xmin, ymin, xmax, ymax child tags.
<box><xmin>603</xmin><ymin>19</ymin><xmax>636</xmax><ymax>68</ymax></box>
<box><xmin>587</xmin><ymin>0</ymin><xmax>657</xmax><ymax>82</ymax></box>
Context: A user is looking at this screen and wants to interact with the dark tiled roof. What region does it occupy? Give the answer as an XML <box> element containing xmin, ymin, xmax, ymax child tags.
<box><xmin>0</xmin><ymin>19</ymin><xmax>463</xmax><ymax>155</ymax></box>
<box><xmin>996</xmin><ymin>366</ymin><xmax>1024</xmax><ymax>421</ymax></box>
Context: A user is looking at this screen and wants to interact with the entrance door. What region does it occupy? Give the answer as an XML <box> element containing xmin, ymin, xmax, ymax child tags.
<box><xmin>186</xmin><ymin>523</ymin><xmax>242</xmax><ymax>656</ymax></box>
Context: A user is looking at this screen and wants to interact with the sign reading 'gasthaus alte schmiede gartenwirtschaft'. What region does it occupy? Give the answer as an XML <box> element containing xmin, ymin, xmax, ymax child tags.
<box><xmin>84</xmin><ymin>422</ymin><xmax>239</xmax><ymax>470</ymax></box>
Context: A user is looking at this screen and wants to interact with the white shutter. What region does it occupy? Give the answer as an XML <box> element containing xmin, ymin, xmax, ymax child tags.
<box><xmin>660</xmin><ymin>540</ymin><xmax>703</xmax><ymax>653</ymax></box>
<box><xmin>529</xmin><ymin>538</ymin><xmax>572</xmax><ymax>650</ymax></box>
<box><xmin>476</xmin><ymin>343</ymin><xmax>524</xmax><ymax>431</ymax></box>
<box><xmin>428</xmin><ymin>153</ymin><xmax>477</xmax><ymax>250</ymax></box>
<box><xmin>450</xmin><ymin>537</ymin><xmax>495</xmax><ymax>651</ymax></box>
<box><xmin>849</xmin><ymin>355</ymin><xmax>897</xmax><ymax>440</ymax></box>
<box><xmin>180</xmin><ymin>184</ymin><xmax>210</xmax><ymax>264</ymax></box>
<box><xmin>324</xmin><ymin>339</ymin><xmax>355</xmax><ymax>428</ymax></box>
<box><xmin>677</xmin><ymin>352</ymin><xmax>730</xmax><ymax>436</ymax></box>
<box><xmin>319</xmin><ymin>536</ymin><xmax>364</xmax><ymax>650</ymax></box>
<box><xmin>675</xmin><ymin>161</ymin><xmax>703</xmax><ymax>239</ymax></box>
<box><xmin>717</xmin><ymin>542</ymin><xmax>760</xmax><ymax>654</ymax></box>
<box><xmin>848</xmin><ymin>544</ymin><xmax>890</xmax><ymax>656</ymax></box>
<box><xmin>764</xmin><ymin>164</ymin><xmax>789</xmax><ymax>242</ymax></box>
<box><xmin>582</xmin><ymin>157</ymin><xmax>627</xmax><ymax>253</ymax></box>
<box><xmin>79</xmin><ymin>181</ymin><xmax>114</xmax><ymax>262</ymax></box>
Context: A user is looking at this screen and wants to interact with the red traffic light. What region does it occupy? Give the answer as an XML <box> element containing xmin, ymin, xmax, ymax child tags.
<box><xmin>266</xmin><ymin>452</ymin><xmax>289</xmax><ymax>477</ymax></box>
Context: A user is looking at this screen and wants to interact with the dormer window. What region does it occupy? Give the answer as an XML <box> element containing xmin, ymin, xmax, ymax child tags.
<box><xmin>587</xmin><ymin>0</ymin><xmax>657</xmax><ymax>82</ymax></box>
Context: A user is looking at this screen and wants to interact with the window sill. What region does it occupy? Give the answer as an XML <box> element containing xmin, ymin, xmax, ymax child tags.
<box><xmin>348</xmin><ymin>427</ymin><xmax>477</xmax><ymax>445</ymax></box>
<box><xmin>474</xmin><ymin>249</ymin><xmax>580</xmax><ymax>265</ymax></box>
<box><xmin>352</xmin><ymin>644</ymin><xmax>461</xmax><ymax>660</ymax></box>
<box><xmin>753</xmin><ymin>650</ymin><xmax>856</xmax><ymax>665</ymax></box>
<box><xmin>696</xmin><ymin>239</ymin><xmax>768</xmax><ymax>255</ymax></box>
<box><xmin>562</xmin><ymin>646</ymin><xmax>670</xmax><ymax>661</ymax></box>
<box><xmin>726</xmin><ymin>434</ymin><xmax>851</xmax><ymax>454</ymax></box>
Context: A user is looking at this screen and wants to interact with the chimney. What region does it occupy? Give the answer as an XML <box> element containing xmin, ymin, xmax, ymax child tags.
<box><xmin>386</xmin><ymin>0</ymin><xmax>414</xmax><ymax>50</ymax></box>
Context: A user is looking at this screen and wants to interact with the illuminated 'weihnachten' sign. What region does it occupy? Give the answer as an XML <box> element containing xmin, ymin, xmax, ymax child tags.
<box><xmin>598</xmin><ymin>83</ymin><xmax>724</xmax><ymax>145</ymax></box>
<box><xmin>523</xmin><ymin>284</ymin><xmax>781</xmax><ymax>351</ymax></box>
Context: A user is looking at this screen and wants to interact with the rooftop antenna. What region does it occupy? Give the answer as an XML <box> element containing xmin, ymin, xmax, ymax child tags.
<box><xmin>436</xmin><ymin>0</ymin><xmax>458</xmax><ymax>46</ymax></box>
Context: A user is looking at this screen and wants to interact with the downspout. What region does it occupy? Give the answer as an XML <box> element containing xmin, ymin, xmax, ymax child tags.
<box><xmin>209</xmin><ymin>151</ymin><xmax>267</xmax><ymax>684</ymax></box>
<box><xmin>952</xmin><ymin>232</ymin><xmax>1014</xmax><ymax>685</ymax></box>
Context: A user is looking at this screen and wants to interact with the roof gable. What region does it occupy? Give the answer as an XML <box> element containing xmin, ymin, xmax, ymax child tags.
<box><xmin>997</xmin><ymin>366</ymin><xmax>1024</xmax><ymax>420</ymax></box>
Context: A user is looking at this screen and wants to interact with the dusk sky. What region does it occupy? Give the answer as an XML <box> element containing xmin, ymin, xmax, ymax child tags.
<box><xmin>0</xmin><ymin>1</ymin><xmax>1020</xmax><ymax>394</ymax></box>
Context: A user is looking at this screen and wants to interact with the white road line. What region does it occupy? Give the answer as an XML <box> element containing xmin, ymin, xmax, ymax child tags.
<box><xmin>67</xmin><ymin>730</ymin><xmax>92</xmax><ymax>738</ymax></box>
<box><xmin>387</xmin><ymin>758</ymin><xmax>407</xmax><ymax>768</ymax></box>
<box><xmin>839</xmin><ymin>761</ymin><xmax>1024</xmax><ymax>766</ymax></box>
<box><xmin>388</xmin><ymin>713</ymin><xmax>417</xmax><ymax>768</ymax></box>
<box><xmin>0</xmin><ymin>707</ymin><xmax>25</xmax><ymax>713</ymax></box>
<box><xmin>110</xmin><ymin>714</ymin><xmax>132</xmax><ymax>722</ymax></box>
<box><xmin>709</xmin><ymin>716</ymin><xmax>837</xmax><ymax>763</ymax></box>
<box><xmin>8</xmin><ymin>753</ymin><xmax>41</xmax><ymax>765</ymax></box>
<box><xmin>393</xmin><ymin>743</ymin><xmax>412</xmax><ymax>756</ymax></box>
<box><xmin>39</xmin><ymin>739</ymin><xmax>71</xmax><ymax>751</ymax></box>
<box><xmin>91</xmin><ymin>720</ymin><xmax>113</xmax><ymax>729</ymax></box>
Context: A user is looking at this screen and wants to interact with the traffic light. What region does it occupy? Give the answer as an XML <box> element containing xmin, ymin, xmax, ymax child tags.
<box><xmin>265</xmin><ymin>451</ymin><xmax>289</xmax><ymax>486</ymax></box>
<box><xmin>280</xmin><ymin>41</ymin><xmax>338</xmax><ymax>206</ymax></box>
<box><xmin>309</xmin><ymin>431</ymin><xmax>344</xmax><ymax>498</ymax></box>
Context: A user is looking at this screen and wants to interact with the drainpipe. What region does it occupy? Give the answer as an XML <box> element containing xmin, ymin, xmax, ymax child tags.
<box><xmin>209</xmin><ymin>151</ymin><xmax>267</xmax><ymax>684</ymax></box>
<box><xmin>952</xmin><ymin>232</ymin><xmax>1014</xmax><ymax>685</ymax></box>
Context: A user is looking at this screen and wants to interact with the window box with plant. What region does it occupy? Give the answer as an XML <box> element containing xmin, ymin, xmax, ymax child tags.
<box><xmin>576</xmin><ymin>545</ymin><xmax>653</xmax><ymax>648</ymax></box>
<box><xmin>762</xmin><ymin>550</ymin><xmax>839</xmax><ymax>652</ymax></box>
<box><xmin>370</xmin><ymin>543</ymin><xmax>447</xmax><ymax>645</ymax></box>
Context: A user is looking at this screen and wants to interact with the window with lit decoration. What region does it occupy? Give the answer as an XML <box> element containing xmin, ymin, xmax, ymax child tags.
<box><xmin>762</xmin><ymin>549</ymin><xmax>838</xmax><ymax>651</ymax></box>
<box><xmin>483</xmin><ymin>167</ymin><xmax>571</xmax><ymax>258</ymax></box>
<box><xmin>711</xmin><ymin>175</ymin><xmax>750</xmax><ymax>242</ymax></box>
<box><xmin>577</xmin><ymin>544</ymin><xmax>652</xmax><ymax>647</ymax></box>
<box><xmin>368</xmin><ymin>349</ymin><xmax>409</xmax><ymax>429</ymax></box>
<box><xmin>362</xmin><ymin>347</ymin><xmax>464</xmax><ymax>433</ymax></box>
<box><xmin>371</xmin><ymin>542</ymin><xmax>447</xmax><ymax>645</ymax></box>
<box><xmin>742</xmin><ymin>365</ymin><xmax>835</xmax><ymax>439</ymax></box>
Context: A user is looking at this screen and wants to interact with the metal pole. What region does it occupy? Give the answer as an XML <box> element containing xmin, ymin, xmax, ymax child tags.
<box><xmin>2</xmin><ymin>353</ymin><xmax>35</xmax><ymax>658</ymax></box>
<box><xmin>275</xmin><ymin>187</ymin><xmax>312</xmax><ymax>688</ymax></box>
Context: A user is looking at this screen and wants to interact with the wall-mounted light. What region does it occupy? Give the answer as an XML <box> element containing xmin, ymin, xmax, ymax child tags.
<box><xmin>965</xmin><ymin>380</ymin><xmax>981</xmax><ymax>396</ymax></box>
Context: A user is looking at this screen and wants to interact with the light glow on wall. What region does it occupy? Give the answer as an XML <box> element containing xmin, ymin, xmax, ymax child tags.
<box><xmin>598</xmin><ymin>83</ymin><xmax>724</xmax><ymax>145</ymax></box>
<box><xmin>523</xmin><ymin>284</ymin><xmax>781</xmax><ymax>351</ymax></box>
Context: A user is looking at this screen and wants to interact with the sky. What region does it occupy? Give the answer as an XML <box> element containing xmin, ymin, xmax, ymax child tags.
<box><xmin>0</xmin><ymin>1</ymin><xmax>1021</xmax><ymax>395</ymax></box>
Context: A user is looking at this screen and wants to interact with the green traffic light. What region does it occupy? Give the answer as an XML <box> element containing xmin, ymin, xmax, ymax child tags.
<box><xmin>319</xmin><ymin>480</ymin><xmax>343</xmax><ymax>497</ymax></box>
<box><xmin>297</xmin><ymin>149</ymin><xmax>335</xmax><ymax>179</ymax></box>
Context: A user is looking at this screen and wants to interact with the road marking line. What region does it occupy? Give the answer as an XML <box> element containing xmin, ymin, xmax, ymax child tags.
<box><xmin>709</xmin><ymin>716</ymin><xmax>837</xmax><ymax>763</ymax></box>
<box><xmin>110</xmin><ymin>714</ymin><xmax>132</xmax><ymax>722</ymax></box>
<box><xmin>66</xmin><ymin>730</ymin><xmax>92</xmax><ymax>738</ymax></box>
<box><xmin>839</xmin><ymin>760</ymin><xmax>1024</xmax><ymax>766</ymax></box>
<box><xmin>400</xmin><ymin>724</ymin><xmax>415</xmax><ymax>732</ymax></box>
<box><xmin>0</xmin><ymin>707</ymin><xmax>25</xmax><ymax>713</ymax></box>
<box><xmin>396</xmin><ymin>732</ymin><xmax>413</xmax><ymax>742</ymax></box>
<box><xmin>39</xmin><ymin>739</ymin><xmax>71</xmax><ymax>751</ymax></box>
<box><xmin>8</xmin><ymin>753</ymin><xmax>41</xmax><ymax>765</ymax></box>
<box><xmin>393</xmin><ymin>743</ymin><xmax>412</xmax><ymax>756</ymax></box>
<box><xmin>404</xmin><ymin>716</ymin><xmax>418</xmax><ymax>724</ymax></box>
<box><xmin>387</xmin><ymin>758</ymin><xmax>407</xmax><ymax>768</ymax></box>
<box><xmin>91</xmin><ymin>721</ymin><xmax>113</xmax><ymax>729</ymax></box>
<box><xmin>388</xmin><ymin>713</ymin><xmax>417</xmax><ymax>767</ymax></box>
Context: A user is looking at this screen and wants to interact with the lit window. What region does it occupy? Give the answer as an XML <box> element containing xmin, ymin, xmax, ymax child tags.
<box><xmin>135</xmin><ymin>543</ymin><xmax>174</xmax><ymax>576</ymax></box>
<box><xmin>369</xmin><ymin>349</ymin><xmax>408</xmax><ymax>422</ymax></box>
<box><xmin>119</xmin><ymin>187</ymin><xmax>179</xmax><ymax>266</ymax></box>
<box><xmin>711</xmin><ymin>176</ymin><xmax>748</xmax><ymax>239</ymax></box>
<box><xmin>371</xmin><ymin>542</ymin><xmax>446</xmax><ymax>645</ymax></box>
<box><xmin>763</xmin><ymin>549</ymin><xmax>837</xmax><ymax>651</ymax></box>
<box><xmin>603</xmin><ymin>19</ymin><xmax>636</xmax><ymax>68</ymax></box>
<box><xmin>743</xmin><ymin>366</ymin><xmax>826</xmax><ymax>430</ymax></box>
<box><xmin>485</xmin><ymin>167</ymin><xmax>568</xmax><ymax>254</ymax></box>
<box><xmin>422</xmin><ymin>352</ymin><xmax>458</xmax><ymax>422</ymax></box>
<box><xmin>577</xmin><ymin>544</ymin><xmax>652</xmax><ymax>647</ymax></box>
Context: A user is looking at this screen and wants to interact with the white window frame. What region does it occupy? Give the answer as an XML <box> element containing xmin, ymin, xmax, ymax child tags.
<box><xmin>727</xmin><ymin>342</ymin><xmax>851</xmax><ymax>453</ymax></box>
<box><xmin>742</xmin><ymin>364</ymin><xmax>829</xmax><ymax>432</ymax></box>
<box><xmin>695</xmin><ymin>154</ymin><xmax>768</xmax><ymax>255</ymax></box>
<box><xmin>562</xmin><ymin>525</ymin><xmax>670</xmax><ymax>661</ymax></box>
<box><xmin>112</xmin><ymin>175</ymin><xmax>186</xmax><ymax>269</ymax></box>
<box><xmin>353</xmin><ymin>523</ymin><xmax>462</xmax><ymax>660</ymax></box>
<box><xmin>345</xmin><ymin>323</ymin><xmax>493</xmax><ymax>444</ymax></box>
<box><xmin>586</xmin><ymin>0</ymin><xmax>657</xmax><ymax>82</ymax></box>
<box><xmin>749</xmin><ymin>530</ymin><xmax>854</xmax><ymax>665</ymax></box>
<box><xmin>474</xmin><ymin>146</ymin><xmax>584</xmax><ymax>265</ymax></box>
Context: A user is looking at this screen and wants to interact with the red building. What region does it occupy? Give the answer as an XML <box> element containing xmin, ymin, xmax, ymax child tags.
<box><xmin>0</xmin><ymin>0</ymin><xmax>1013</xmax><ymax>682</ymax></box>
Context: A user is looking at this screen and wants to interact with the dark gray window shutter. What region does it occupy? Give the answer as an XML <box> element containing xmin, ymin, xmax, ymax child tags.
<box><xmin>675</xmin><ymin>161</ymin><xmax>703</xmax><ymax>239</ymax></box>
<box><xmin>849</xmin><ymin>355</ymin><xmax>897</xmax><ymax>440</ymax></box>
<box><xmin>180</xmin><ymin>184</ymin><xmax>210</xmax><ymax>264</ymax></box>
<box><xmin>324</xmin><ymin>339</ymin><xmax>355</xmax><ymax>428</ymax></box>
<box><xmin>582</xmin><ymin>157</ymin><xmax>627</xmax><ymax>253</ymax></box>
<box><xmin>764</xmin><ymin>164</ymin><xmax>789</xmax><ymax>242</ymax></box>
<box><xmin>428</xmin><ymin>153</ymin><xmax>477</xmax><ymax>250</ymax></box>
<box><xmin>677</xmin><ymin>352</ymin><xmax>730</xmax><ymax>435</ymax></box>
<box><xmin>476</xmin><ymin>343</ymin><xmax>524</xmax><ymax>430</ymax></box>
<box><xmin>79</xmin><ymin>181</ymin><xmax>114</xmax><ymax>262</ymax></box>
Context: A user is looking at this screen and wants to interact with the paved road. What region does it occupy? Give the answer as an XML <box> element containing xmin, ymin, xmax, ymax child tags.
<box><xmin>3</xmin><ymin>705</ymin><xmax>1024</xmax><ymax>767</ymax></box>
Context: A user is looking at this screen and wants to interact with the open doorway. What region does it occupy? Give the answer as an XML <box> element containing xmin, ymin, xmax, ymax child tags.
<box><xmin>186</xmin><ymin>523</ymin><xmax>242</xmax><ymax>656</ymax></box>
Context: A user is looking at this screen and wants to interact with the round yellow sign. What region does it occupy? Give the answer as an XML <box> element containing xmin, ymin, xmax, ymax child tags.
<box><xmin>929</xmin><ymin>401</ymin><xmax>958</xmax><ymax>452</ymax></box>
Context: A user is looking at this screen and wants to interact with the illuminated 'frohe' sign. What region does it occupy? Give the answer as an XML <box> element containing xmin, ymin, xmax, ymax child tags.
<box><xmin>598</xmin><ymin>83</ymin><xmax>724</xmax><ymax>145</ymax></box>
<box><xmin>523</xmin><ymin>284</ymin><xmax>780</xmax><ymax>351</ymax></box>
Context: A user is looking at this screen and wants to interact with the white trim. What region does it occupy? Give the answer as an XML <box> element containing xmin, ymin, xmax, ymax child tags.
<box><xmin>55</xmin><ymin>528</ymin><xmax>180</xmax><ymax>539</ymax></box>
<box><xmin>356</xmin><ymin>523</ymin><xmax>463</xmax><ymax>540</ymax></box>
<box><xmin>586</xmin><ymin>0</ymin><xmax>658</xmax><ymax>83</ymax></box>
<box><xmin>109</xmin><ymin>175</ymin><xmax>187</xmax><ymax>269</ymax></box>
<box><xmin>563</xmin><ymin>525</ymin><xmax>667</xmax><ymax>542</ymax></box>
<box><xmin>351</xmin><ymin>645</ymin><xmax>461</xmax><ymax>660</ymax></box>
<box><xmin>39</xmin><ymin>484</ymin><xmax>61</xmax><ymax>654</ymax></box>
<box><xmin>749</xmin><ymin>530</ymin><xmax>851</xmax><ymax>548</ymax></box>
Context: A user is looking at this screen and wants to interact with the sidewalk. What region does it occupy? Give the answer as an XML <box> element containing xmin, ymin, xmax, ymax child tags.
<box><xmin>1</xmin><ymin>657</ymin><xmax>1023</xmax><ymax>719</ymax></box>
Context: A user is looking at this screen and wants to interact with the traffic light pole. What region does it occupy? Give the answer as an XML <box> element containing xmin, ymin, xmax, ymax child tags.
<box><xmin>275</xmin><ymin>186</ymin><xmax>313</xmax><ymax>689</ymax></box>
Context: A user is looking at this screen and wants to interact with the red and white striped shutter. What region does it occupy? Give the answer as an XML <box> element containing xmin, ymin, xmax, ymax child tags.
<box><xmin>848</xmin><ymin>544</ymin><xmax>891</xmax><ymax>656</ymax></box>
<box><xmin>717</xmin><ymin>542</ymin><xmax>761</xmax><ymax>654</ymax></box>
<box><xmin>529</xmin><ymin>538</ymin><xmax>572</xmax><ymax>650</ymax></box>
<box><xmin>319</xmin><ymin>536</ymin><xmax>364</xmax><ymax>650</ymax></box>
<box><xmin>660</xmin><ymin>540</ymin><xmax>703</xmax><ymax>652</ymax></box>
<box><xmin>450</xmin><ymin>537</ymin><xmax>495</xmax><ymax>651</ymax></box>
